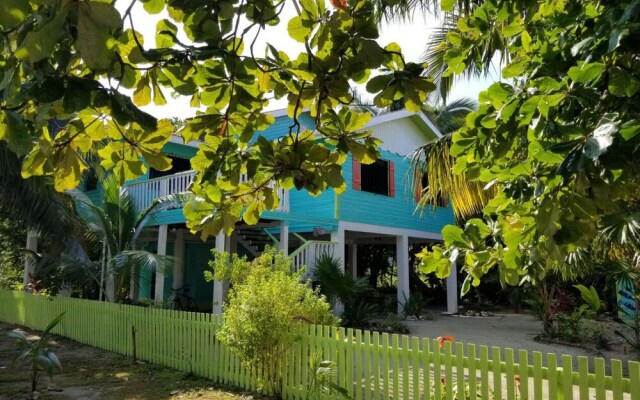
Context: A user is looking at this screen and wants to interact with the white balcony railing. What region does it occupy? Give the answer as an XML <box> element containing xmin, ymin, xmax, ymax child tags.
<box><xmin>125</xmin><ymin>170</ymin><xmax>289</xmax><ymax>213</ymax></box>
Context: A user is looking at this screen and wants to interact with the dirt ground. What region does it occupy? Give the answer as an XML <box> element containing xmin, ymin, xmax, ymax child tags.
<box><xmin>0</xmin><ymin>323</ymin><xmax>260</xmax><ymax>400</ymax></box>
<box><xmin>406</xmin><ymin>312</ymin><xmax>639</xmax><ymax>368</ymax></box>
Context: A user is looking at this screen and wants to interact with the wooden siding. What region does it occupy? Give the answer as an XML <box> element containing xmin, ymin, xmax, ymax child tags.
<box><xmin>339</xmin><ymin>151</ymin><xmax>455</xmax><ymax>232</ymax></box>
<box><xmin>371</xmin><ymin>118</ymin><xmax>436</xmax><ymax>156</ymax></box>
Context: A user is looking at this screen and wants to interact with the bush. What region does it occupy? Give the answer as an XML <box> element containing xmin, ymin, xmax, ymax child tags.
<box><xmin>206</xmin><ymin>247</ymin><xmax>338</xmax><ymax>397</ymax></box>
<box><xmin>312</xmin><ymin>254</ymin><xmax>373</xmax><ymax>327</ymax></box>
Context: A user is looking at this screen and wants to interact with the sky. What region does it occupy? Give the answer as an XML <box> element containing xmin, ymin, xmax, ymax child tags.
<box><xmin>122</xmin><ymin>3</ymin><xmax>499</xmax><ymax>118</ymax></box>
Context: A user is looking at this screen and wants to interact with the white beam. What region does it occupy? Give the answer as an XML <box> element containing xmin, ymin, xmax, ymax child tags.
<box><xmin>279</xmin><ymin>221</ymin><xmax>289</xmax><ymax>254</ymax></box>
<box><xmin>212</xmin><ymin>232</ymin><xmax>227</xmax><ymax>314</ymax></box>
<box><xmin>23</xmin><ymin>231</ymin><xmax>38</xmax><ymax>288</ymax></box>
<box><xmin>172</xmin><ymin>229</ymin><xmax>185</xmax><ymax>290</ymax></box>
<box><xmin>339</xmin><ymin>221</ymin><xmax>442</xmax><ymax>241</ymax></box>
<box><xmin>396</xmin><ymin>235</ymin><xmax>410</xmax><ymax>315</ymax></box>
<box><xmin>446</xmin><ymin>263</ymin><xmax>459</xmax><ymax>314</ymax></box>
<box><xmin>330</xmin><ymin>224</ymin><xmax>346</xmax><ymax>315</ymax></box>
<box><xmin>330</xmin><ymin>224</ymin><xmax>345</xmax><ymax>271</ymax></box>
<box><xmin>349</xmin><ymin>244</ymin><xmax>358</xmax><ymax>279</ymax></box>
<box><xmin>154</xmin><ymin>224</ymin><xmax>168</xmax><ymax>303</ymax></box>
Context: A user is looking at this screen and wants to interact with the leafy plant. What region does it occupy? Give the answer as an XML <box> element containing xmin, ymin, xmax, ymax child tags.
<box><xmin>401</xmin><ymin>292</ymin><xmax>428</xmax><ymax>319</ymax></box>
<box><xmin>8</xmin><ymin>313</ymin><xmax>65</xmax><ymax>393</ymax></box>
<box><xmin>555</xmin><ymin>311</ymin><xmax>585</xmax><ymax>342</ymax></box>
<box><xmin>375</xmin><ymin>313</ymin><xmax>410</xmax><ymax>334</ymax></box>
<box><xmin>574</xmin><ymin>284</ymin><xmax>603</xmax><ymax>316</ymax></box>
<box><xmin>304</xmin><ymin>351</ymin><xmax>351</xmax><ymax>400</ymax></box>
<box><xmin>208</xmin><ymin>247</ymin><xmax>338</xmax><ymax>397</ymax></box>
<box><xmin>312</xmin><ymin>254</ymin><xmax>373</xmax><ymax>327</ymax></box>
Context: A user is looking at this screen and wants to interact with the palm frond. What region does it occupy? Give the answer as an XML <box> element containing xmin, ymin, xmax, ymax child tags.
<box><xmin>423</xmin><ymin>97</ymin><xmax>477</xmax><ymax>134</ymax></box>
<box><xmin>410</xmin><ymin>134</ymin><xmax>494</xmax><ymax>221</ymax></box>
<box><xmin>421</xmin><ymin>4</ymin><xmax>508</xmax><ymax>104</ymax></box>
<box><xmin>373</xmin><ymin>0</ymin><xmax>438</xmax><ymax>22</ymax></box>
<box><xmin>0</xmin><ymin>142</ymin><xmax>80</xmax><ymax>242</ymax></box>
<box><xmin>134</xmin><ymin>193</ymin><xmax>191</xmax><ymax>243</ymax></box>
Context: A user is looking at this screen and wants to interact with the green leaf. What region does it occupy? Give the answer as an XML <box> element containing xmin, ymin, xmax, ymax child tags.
<box><xmin>287</xmin><ymin>16</ymin><xmax>312</xmax><ymax>43</ymax></box>
<box><xmin>521</xmin><ymin>30</ymin><xmax>532</xmax><ymax>51</ymax></box>
<box><xmin>537</xmin><ymin>199</ymin><xmax>561</xmax><ymax>237</ymax></box>
<box><xmin>608</xmin><ymin>28</ymin><xmax>629</xmax><ymax>53</ymax></box>
<box><xmin>442</xmin><ymin>225</ymin><xmax>471</xmax><ymax>249</ymax></box>
<box><xmin>620</xmin><ymin>120</ymin><xmax>640</xmax><ymax>141</ymax></box>
<box><xmin>608</xmin><ymin>66</ymin><xmax>640</xmax><ymax>97</ymax></box>
<box><xmin>156</xmin><ymin>19</ymin><xmax>178</xmax><ymax>48</ymax></box>
<box><xmin>0</xmin><ymin>0</ymin><xmax>29</xmax><ymax>30</ymax></box>
<box><xmin>15</xmin><ymin>10</ymin><xmax>69</xmax><ymax>63</ymax></box>
<box><xmin>567</xmin><ymin>62</ymin><xmax>605</xmax><ymax>83</ymax></box>
<box><xmin>502</xmin><ymin>21</ymin><xmax>523</xmax><ymax>37</ymax></box>
<box><xmin>502</xmin><ymin>59</ymin><xmax>527</xmax><ymax>78</ymax></box>
<box><xmin>76</xmin><ymin>2</ymin><xmax>122</xmax><ymax>70</ymax></box>
<box><xmin>142</xmin><ymin>0</ymin><xmax>164</xmax><ymax>14</ymax></box>
<box><xmin>441</xmin><ymin>0</ymin><xmax>456</xmax><ymax>12</ymax></box>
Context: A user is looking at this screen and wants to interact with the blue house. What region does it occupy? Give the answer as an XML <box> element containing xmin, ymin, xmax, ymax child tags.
<box><xmin>37</xmin><ymin>109</ymin><xmax>458</xmax><ymax>314</ymax></box>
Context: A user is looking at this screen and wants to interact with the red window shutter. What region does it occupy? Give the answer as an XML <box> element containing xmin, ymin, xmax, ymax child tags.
<box><xmin>388</xmin><ymin>160</ymin><xmax>395</xmax><ymax>197</ymax></box>
<box><xmin>352</xmin><ymin>158</ymin><xmax>361</xmax><ymax>190</ymax></box>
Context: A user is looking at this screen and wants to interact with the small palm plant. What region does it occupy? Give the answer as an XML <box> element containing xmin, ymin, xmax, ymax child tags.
<box><xmin>8</xmin><ymin>313</ymin><xmax>65</xmax><ymax>393</ymax></box>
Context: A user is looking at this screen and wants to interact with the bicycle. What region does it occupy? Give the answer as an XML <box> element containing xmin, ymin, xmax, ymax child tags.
<box><xmin>170</xmin><ymin>284</ymin><xmax>198</xmax><ymax>311</ymax></box>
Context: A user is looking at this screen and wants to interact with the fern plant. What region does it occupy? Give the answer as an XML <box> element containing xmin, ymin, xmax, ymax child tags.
<box><xmin>8</xmin><ymin>312</ymin><xmax>65</xmax><ymax>393</ymax></box>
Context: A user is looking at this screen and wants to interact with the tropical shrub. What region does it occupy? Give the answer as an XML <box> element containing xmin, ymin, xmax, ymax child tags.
<box><xmin>207</xmin><ymin>247</ymin><xmax>338</xmax><ymax>397</ymax></box>
<box><xmin>8</xmin><ymin>313</ymin><xmax>64</xmax><ymax>393</ymax></box>
<box><xmin>304</xmin><ymin>351</ymin><xmax>351</xmax><ymax>400</ymax></box>
<box><xmin>402</xmin><ymin>292</ymin><xmax>428</xmax><ymax>319</ymax></box>
<box><xmin>574</xmin><ymin>284</ymin><xmax>604</xmax><ymax>316</ymax></box>
<box><xmin>312</xmin><ymin>254</ymin><xmax>373</xmax><ymax>327</ymax></box>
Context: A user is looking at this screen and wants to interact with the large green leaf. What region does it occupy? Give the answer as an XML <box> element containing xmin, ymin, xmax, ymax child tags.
<box><xmin>15</xmin><ymin>10</ymin><xmax>69</xmax><ymax>63</ymax></box>
<box><xmin>76</xmin><ymin>2</ymin><xmax>122</xmax><ymax>70</ymax></box>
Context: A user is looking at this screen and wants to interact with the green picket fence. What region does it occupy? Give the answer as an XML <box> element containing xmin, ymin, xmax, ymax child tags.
<box><xmin>1</xmin><ymin>289</ymin><xmax>638</xmax><ymax>400</ymax></box>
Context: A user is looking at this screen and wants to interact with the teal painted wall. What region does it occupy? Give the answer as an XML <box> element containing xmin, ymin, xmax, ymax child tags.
<box><xmin>338</xmin><ymin>151</ymin><xmax>455</xmax><ymax>232</ymax></box>
<box><xmin>85</xmin><ymin>115</ymin><xmax>452</xmax><ymax>234</ymax></box>
<box><xmin>138</xmin><ymin>240</ymin><xmax>214</xmax><ymax>311</ymax></box>
<box><xmin>184</xmin><ymin>242</ymin><xmax>215</xmax><ymax>310</ymax></box>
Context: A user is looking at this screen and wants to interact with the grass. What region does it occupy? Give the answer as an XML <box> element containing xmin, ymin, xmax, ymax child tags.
<box><xmin>0</xmin><ymin>323</ymin><xmax>264</xmax><ymax>399</ymax></box>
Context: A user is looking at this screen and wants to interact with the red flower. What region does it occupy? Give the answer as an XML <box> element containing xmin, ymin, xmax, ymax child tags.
<box><xmin>437</xmin><ymin>336</ymin><xmax>455</xmax><ymax>349</ymax></box>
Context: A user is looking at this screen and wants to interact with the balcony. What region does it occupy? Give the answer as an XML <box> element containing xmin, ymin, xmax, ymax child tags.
<box><xmin>125</xmin><ymin>170</ymin><xmax>289</xmax><ymax>213</ymax></box>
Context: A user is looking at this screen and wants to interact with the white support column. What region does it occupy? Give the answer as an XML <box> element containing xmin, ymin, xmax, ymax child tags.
<box><xmin>349</xmin><ymin>243</ymin><xmax>358</xmax><ymax>279</ymax></box>
<box><xmin>279</xmin><ymin>220</ymin><xmax>289</xmax><ymax>254</ymax></box>
<box><xmin>172</xmin><ymin>229</ymin><xmax>185</xmax><ymax>290</ymax></box>
<box><xmin>23</xmin><ymin>231</ymin><xmax>38</xmax><ymax>288</ymax></box>
<box><xmin>154</xmin><ymin>224</ymin><xmax>168</xmax><ymax>303</ymax></box>
<box><xmin>212</xmin><ymin>232</ymin><xmax>227</xmax><ymax>314</ymax></box>
<box><xmin>396</xmin><ymin>235</ymin><xmax>410</xmax><ymax>315</ymax></box>
<box><xmin>446</xmin><ymin>263</ymin><xmax>459</xmax><ymax>314</ymax></box>
<box><xmin>330</xmin><ymin>225</ymin><xmax>346</xmax><ymax>315</ymax></box>
<box><xmin>330</xmin><ymin>224</ymin><xmax>345</xmax><ymax>271</ymax></box>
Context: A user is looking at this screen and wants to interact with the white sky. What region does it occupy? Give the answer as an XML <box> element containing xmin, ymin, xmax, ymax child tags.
<box><xmin>122</xmin><ymin>3</ymin><xmax>498</xmax><ymax>118</ymax></box>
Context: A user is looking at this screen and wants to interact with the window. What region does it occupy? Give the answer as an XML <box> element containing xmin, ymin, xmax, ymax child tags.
<box><xmin>353</xmin><ymin>158</ymin><xmax>395</xmax><ymax>197</ymax></box>
<box><xmin>149</xmin><ymin>155</ymin><xmax>191</xmax><ymax>179</ymax></box>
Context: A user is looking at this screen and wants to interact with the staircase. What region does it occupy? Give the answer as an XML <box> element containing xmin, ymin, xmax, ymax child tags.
<box><xmin>236</xmin><ymin>228</ymin><xmax>278</xmax><ymax>255</ymax></box>
<box><xmin>289</xmin><ymin>240</ymin><xmax>339</xmax><ymax>276</ymax></box>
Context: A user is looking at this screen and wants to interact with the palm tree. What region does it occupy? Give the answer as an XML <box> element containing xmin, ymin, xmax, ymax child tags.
<box><xmin>0</xmin><ymin>142</ymin><xmax>81</xmax><ymax>247</ymax></box>
<box><xmin>68</xmin><ymin>175</ymin><xmax>188</xmax><ymax>302</ymax></box>
<box><xmin>410</xmin><ymin>97</ymin><xmax>495</xmax><ymax>221</ymax></box>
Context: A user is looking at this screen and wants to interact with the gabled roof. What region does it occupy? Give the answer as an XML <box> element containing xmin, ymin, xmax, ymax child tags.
<box><xmin>364</xmin><ymin>109</ymin><xmax>443</xmax><ymax>138</ymax></box>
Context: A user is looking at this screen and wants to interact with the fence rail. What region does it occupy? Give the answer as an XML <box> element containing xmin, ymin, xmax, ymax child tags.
<box><xmin>1</xmin><ymin>290</ymin><xmax>638</xmax><ymax>400</ymax></box>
